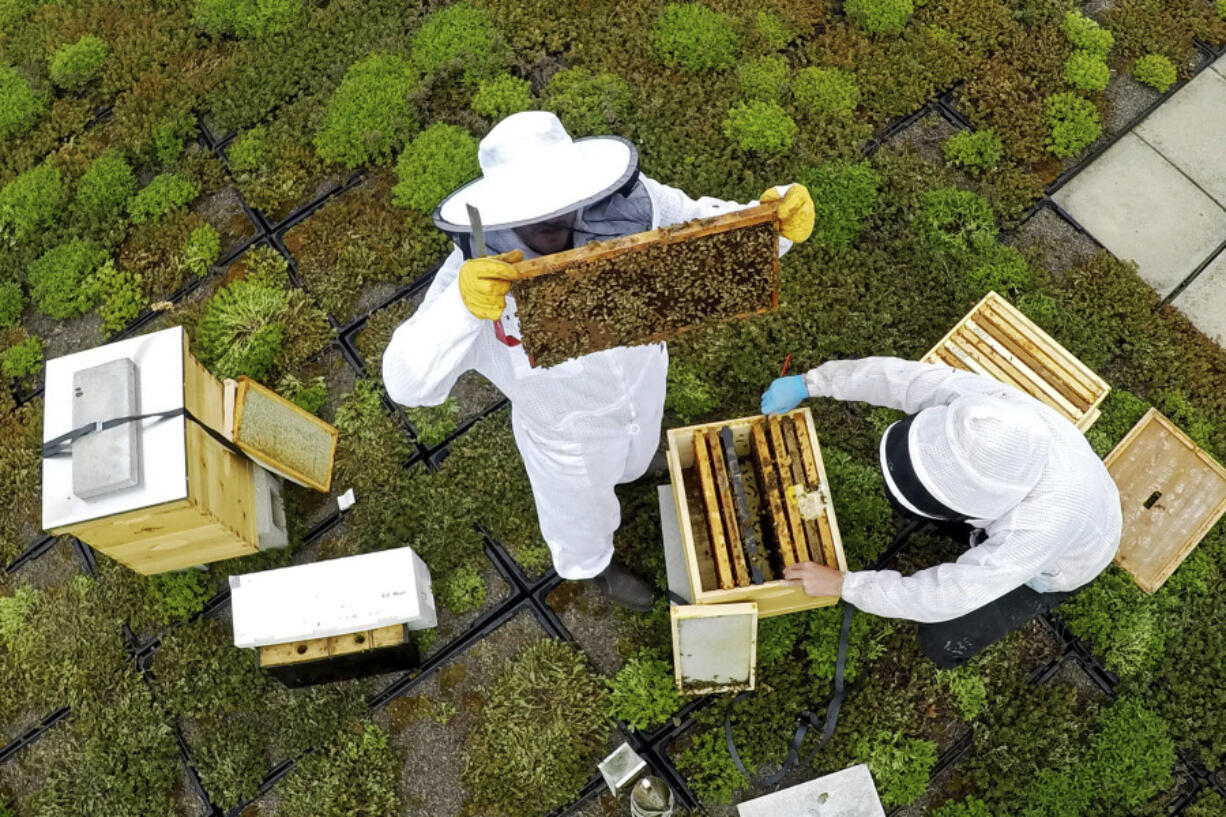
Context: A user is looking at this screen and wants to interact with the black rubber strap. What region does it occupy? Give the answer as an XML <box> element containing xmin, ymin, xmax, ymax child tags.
<box><xmin>43</xmin><ymin>406</ymin><xmax>244</xmax><ymax>459</ymax></box>
<box><xmin>724</xmin><ymin>602</ymin><xmax>856</xmax><ymax>787</ymax></box>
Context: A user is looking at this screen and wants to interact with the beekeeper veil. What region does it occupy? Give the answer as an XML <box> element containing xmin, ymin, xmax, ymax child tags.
<box><xmin>433</xmin><ymin>111</ymin><xmax>652</xmax><ymax>260</ymax></box>
<box><xmin>880</xmin><ymin>394</ymin><xmax>1052</xmax><ymax>521</ymax></box>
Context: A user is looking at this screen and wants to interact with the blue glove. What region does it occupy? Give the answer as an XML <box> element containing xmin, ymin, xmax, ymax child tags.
<box><xmin>760</xmin><ymin>375</ymin><xmax>808</xmax><ymax>415</ymax></box>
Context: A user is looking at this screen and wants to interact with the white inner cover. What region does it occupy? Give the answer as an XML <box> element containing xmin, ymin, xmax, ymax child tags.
<box><xmin>737</xmin><ymin>764</ymin><xmax>885</xmax><ymax>817</ymax></box>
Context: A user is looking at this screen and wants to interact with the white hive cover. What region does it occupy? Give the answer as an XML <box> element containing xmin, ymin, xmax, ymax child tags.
<box><xmin>230</xmin><ymin>546</ymin><xmax>434</xmax><ymax>648</ymax></box>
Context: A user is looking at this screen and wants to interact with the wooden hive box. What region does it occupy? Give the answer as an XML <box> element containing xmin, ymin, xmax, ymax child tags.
<box><xmin>1105</xmin><ymin>408</ymin><xmax>1226</xmax><ymax>593</ymax></box>
<box><xmin>922</xmin><ymin>291</ymin><xmax>1110</xmax><ymax>431</ymax></box>
<box><xmin>42</xmin><ymin>327</ymin><xmax>260</xmax><ymax>575</ymax></box>
<box><xmin>665</xmin><ymin>407</ymin><xmax>847</xmax><ymax>617</ymax></box>
<box><xmin>510</xmin><ymin>202</ymin><xmax>780</xmax><ymax>368</ymax></box>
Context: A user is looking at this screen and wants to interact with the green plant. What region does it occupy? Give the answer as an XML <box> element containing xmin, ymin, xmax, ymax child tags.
<box><xmin>0</xmin><ymin>162</ymin><xmax>66</xmax><ymax>242</ymax></box>
<box><xmin>0</xmin><ymin>584</ymin><xmax>39</xmax><ymax>648</ymax></box>
<box><xmin>94</xmin><ymin>260</ymin><xmax>146</xmax><ymax>334</ymax></box>
<box><xmin>48</xmin><ymin>35</ymin><xmax>109</xmax><ymax>89</ymax></box>
<box><xmin>800</xmin><ymin>160</ymin><xmax>881</xmax><ymax>249</ymax></box>
<box><xmin>151</xmin><ymin>569</ymin><xmax>212</xmax><ymax>622</ymax></box>
<box><xmin>435</xmin><ymin>563</ymin><xmax>486</xmax><ymax>613</ymax></box>
<box><xmin>1185</xmin><ymin>788</ymin><xmax>1225</xmax><ymax>817</ymax></box>
<box><xmin>315</xmin><ymin>53</ymin><xmax>419</xmax><ymax>169</ymax></box>
<box><xmin>411</xmin><ymin>2</ymin><xmax>509</xmax><ymax>84</ymax></box>
<box><xmin>933</xmin><ymin>797</ymin><xmax>992</xmax><ymax>817</ymax></box>
<box><xmin>2</xmin><ymin>335</ymin><xmax>43</xmax><ymax>379</ymax></box>
<box><xmin>152</xmin><ymin>110</ymin><xmax>196</xmax><ymax>165</ymax></box>
<box><xmin>845</xmin><ymin>0</ymin><xmax>914</xmax><ymax>36</ymax></box>
<box><xmin>665</xmin><ymin>364</ymin><xmax>719</xmax><ymax>422</ymax></box>
<box><xmin>1062</xmin><ymin>11</ymin><xmax>1114</xmax><ymax>56</ymax></box>
<box><xmin>405</xmin><ymin>398</ymin><xmax>460</xmax><ymax>447</ymax></box>
<box><xmin>28</xmin><ymin>239</ymin><xmax>108</xmax><ymax>319</ymax></box>
<box><xmin>193</xmin><ymin>0</ymin><xmax>300</xmax><ymax>38</ymax></box>
<box><xmin>1044</xmin><ymin>92</ymin><xmax>1101</xmax><ymax>158</ymax></box>
<box><xmin>472</xmin><ymin>75</ymin><xmax>533</xmax><ymax>120</ymax></box>
<box><xmin>128</xmin><ymin>173</ymin><xmax>201</xmax><ymax>224</ymax></box>
<box><xmin>0</xmin><ymin>281</ymin><xmax>23</xmax><ymax>327</ymax></box>
<box><xmin>675</xmin><ymin>729</ymin><xmax>749</xmax><ymax>804</ymax></box>
<box><xmin>1132</xmin><ymin>54</ymin><xmax>1178</xmax><ymax>91</ymax></box>
<box><xmin>823</xmin><ymin>447</ymin><xmax>894</xmax><ymax>568</ymax></box>
<box><xmin>192</xmin><ymin>718</ymin><xmax>266</xmax><ymax>809</ymax></box>
<box><xmin>1084</xmin><ymin>388</ymin><xmax>1149</xmax><ymax>456</ymax></box>
<box><xmin>792</xmin><ymin>66</ymin><xmax>861</xmax><ymax>116</ymax></box>
<box><xmin>965</xmin><ymin>243</ymin><xmax>1032</xmax><ymax>296</ymax></box>
<box><xmin>737</xmin><ymin>55</ymin><xmax>789</xmax><ymax>101</ymax></box>
<box><xmin>916</xmin><ymin>187</ymin><xmax>997</xmax><ymax>254</ymax></box>
<box><xmin>754</xmin><ymin>9</ymin><xmax>792</xmax><ymax>50</ymax></box>
<box><xmin>279</xmin><ymin>723</ymin><xmax>401</xmax><ymax>817</ymax></box>
<box><xmin>391</xmin><ymin>123</ymin><xmax>479</xmax><ymax>213</ymax></box>
<box><xmin>1065</xmin><ymin>50</ymin><xmax>1111</xmax><ymax>92</ymax></box>
<box><xmin>277</xmin><ymin>373</ymin><xmax>328</xmax><ymax>415</ymax></box>
<box><xmin>942</xmin><ymin>130</ymin><xmax>1004</xmax><ymax>173</ymax></box>
<box><xmin>940</xmin><ymin>666</ymin><xmax>988</xmax><ymax>720</ymax></box>
<box><xmin>805</xmin><ymin>602</ymin><xmax>892</xmax><ymax>683</ymax></box>
<box><xmin>756</xmin><ymin>613</ymin><xmax>806</xmax><ymax>666</ymax></box>
<box><xmin>227</xmin><ymin>125</ymin><xmax>271</xmax><ymax>172</ymax></box>
<box><xmin>183</xmin><ymin>225</ymin><xmax>221</xmax><ymax>276</ymax></box>
<box><xmin>653</xmin><ymin>3</ymin><xmax>739</xmax><ymax>73</ymax></box>
<box><xmin>196</xmin><ymin>264</ymin><xmax>289</xmax><ymax>381</ymax></box>
<box><xmin>853</xmin><ymin>731</ymin><xmax>937</xmax><ymax>808</ymax></box>
<box><xmin>607</xmin><ymin>652</ymin><xmax>684</xmax><ymax>731</ymax></box>
<box><xmin>1218</xmin><ymin>0</ymin><xmax>1226</xmax><ymax>20</ymax></box>
<box><xmin>75</xmin><ymin>152</ymin><xmax>136</xmax><ymax>215</ymax></box>
<box><xmin>0</xmin><ymin>63</ymin><xmax>43</xmax><ymax>141</ymax></box>
<box><xmin>463</xmin><ymin>639</ymin><xmax>609</xmax><ymax>815</ymax></box>
<box><xmin>543</xmin><ymin>68</ymin><xmax>635</xmax><ymax>136</ymax></box>
<box><xmin>723</xmin><ymin>100</ymin><xmax>797</xmax><ymax>155</ymax></box>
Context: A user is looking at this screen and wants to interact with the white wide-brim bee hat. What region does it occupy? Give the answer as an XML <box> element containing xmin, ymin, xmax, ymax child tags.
<box><xmin>433</xmin><ymin>111</ymin><xmax>639</xmax><ymax>235</ymax></box>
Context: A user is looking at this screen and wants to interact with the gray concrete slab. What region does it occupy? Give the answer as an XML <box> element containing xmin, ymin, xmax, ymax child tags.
<box><xmin>1172</xmin><ymin>250</ymin><xmax>1226</xmax><ymax>345</ymax></box>
<box><xmin>1135</xmin><ymin>68</ymin><xmax>1226</xmax><ymax>207</ymax></box>
<box><xmin>1215</xmin><ymin>53</ymin><xmax>1226</xmax><ymax>80</ymax></box>
<box><xmin>1053</xmin><ymin>133</ymin><xmax>1226</xmax><ymax>297</ymax></box>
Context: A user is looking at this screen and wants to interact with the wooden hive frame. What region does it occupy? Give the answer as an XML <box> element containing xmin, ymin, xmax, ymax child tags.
<box><xmin>230</xmin><ymin>376</ymin><xmax>338</xmax><ymax>493</ymax></box>
<box><xmin>510</xmin><ymin>202</ymin><xmax>781</xmax><ymax>366</ymax></box>
<box><xmin>921</xmin><ymin>291</ymin><xmax>1110</xmax><ymax>431</ymax></box>
<box><xmin>666</xmin><ymin>407</ymin><xmax>847</xmax><ymax>617</ymax></box>
<box><xmin>1104</xmin><ymin>408</ymin><xmax>1226</xmax><ymax>593</ymax></box>
<box><xmin>50</xmin><ymin>339</ymin><xmax>259</xmax><ymax>575</ymax></box>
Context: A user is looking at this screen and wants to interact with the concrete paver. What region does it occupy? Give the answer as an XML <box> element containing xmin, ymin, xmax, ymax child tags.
<box><xmin>1052</xmin><ymin>133</ymin><xmax>1226</xmax><ymax>297</ymax></box>
<box><xmin>1135</xmin><ymin>68</ymin><xmax>1226</xmax><ymax>207</ymax></box>
<box><xmin>1172</xmin><ymin>250</ymin><xmax>1226</xmax><ymax>345</ymax></box>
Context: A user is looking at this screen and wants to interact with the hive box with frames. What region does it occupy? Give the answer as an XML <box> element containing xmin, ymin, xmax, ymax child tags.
<box><xmin>661</xmin><ymin>407</ymin><xmax>847</xmax><ymax>694</ymax></box>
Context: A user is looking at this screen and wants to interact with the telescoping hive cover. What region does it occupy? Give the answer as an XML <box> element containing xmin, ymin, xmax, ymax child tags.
<box><xmin>737</xmin><ymin>763</ymin><xmax>885</xmax><ymax>817</ymax></box>
<box><xmin>670</xmin><ymin>602</ymin><xmax>758</xmax><ymax>695</ymax></box>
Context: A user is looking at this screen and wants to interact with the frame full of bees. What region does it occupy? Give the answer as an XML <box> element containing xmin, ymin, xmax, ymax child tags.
<box><xmin>509</xmin><ymin>202</ymin><xmax>781</xmax><ymax>368</ymax></box>
<box><xmin>666</xmin><ymin>408</ymin><xmax>847</xmax><ymax>617</ymax></box>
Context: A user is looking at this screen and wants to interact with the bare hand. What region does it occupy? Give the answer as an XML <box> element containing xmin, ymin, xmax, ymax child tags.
<box><xmin>782</xmin><ymin>562</ymin><xmax>845</xmax><ymax>598</ymax></box>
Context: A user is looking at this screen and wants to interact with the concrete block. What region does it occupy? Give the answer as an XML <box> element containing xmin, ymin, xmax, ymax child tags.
<box><xmin>71</xmin><ymin>358</ymin><xmax>140</xmax><ymax>499</ymax></box>
<box><xmin>1053</xmin><ymin>134</ymin><xmax>1226</xmax><ymax>297</ymax></box>
<box><xmin>1135</xmin><ymin>68</ymin><xmax>1226</xmax><ymax>207</ymax></box>
<box><xmin>1172</xmin><ymin>250</ymin><xmax>1226</xmax><ymax>346</ymax></box>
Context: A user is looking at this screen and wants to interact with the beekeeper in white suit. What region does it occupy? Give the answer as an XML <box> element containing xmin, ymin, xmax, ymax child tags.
<box><xmin>383</xmin><ymin>111</ymin><xmax>815</xmax><ymax>611</ymax></box>
<box><xmin>761</xmin><ymin>357</ymin><xmax>1121</xmax><ymax>667</ymax></box>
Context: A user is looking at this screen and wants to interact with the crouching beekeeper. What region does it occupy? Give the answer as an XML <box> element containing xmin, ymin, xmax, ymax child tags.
<box><xmin>760</xmin><ymin>357</ymin><xmax>1122</xmax><ymax>667</ymax></box>
<box><xmin>382</xmin><ymin>111</ymin><xmax>815</xmax><ymax>611</ymax></box>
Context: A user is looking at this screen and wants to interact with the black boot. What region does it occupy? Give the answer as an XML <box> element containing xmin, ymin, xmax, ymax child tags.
<box><xmin>588</xmin><ymin>563</ymin><xmax>657</xmax><ymax>612</ymax></box>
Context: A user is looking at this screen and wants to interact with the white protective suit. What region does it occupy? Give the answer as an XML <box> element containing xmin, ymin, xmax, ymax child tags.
<box><xmin>803</xmin><ymin>357</ymin><xmax>1122</xmax><ymax>622</ymax></box>
<box><xmin>383</xmin><ymin>175</ymin><xmax>793</xmax><ymax>579</ymax></box>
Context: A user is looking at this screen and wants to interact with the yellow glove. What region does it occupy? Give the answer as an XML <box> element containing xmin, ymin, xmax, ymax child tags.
<box><xmin>760</xmin><ymin>184</ymin><xmax>815</xmax><ymax>243</ymax></box>
<box><xmin>458</xmin><ymin>250</ymin><xmax>525</xmax><ymax>320</ymax></box>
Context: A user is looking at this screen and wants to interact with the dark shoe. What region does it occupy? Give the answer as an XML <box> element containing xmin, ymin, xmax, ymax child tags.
<box><xmin>589</xmin><ymin>563</ymin><xmax>657</xmax><ymax>612</ymax></box>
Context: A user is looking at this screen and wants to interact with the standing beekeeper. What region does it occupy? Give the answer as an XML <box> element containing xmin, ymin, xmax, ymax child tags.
<box><xmin>383</xmin><ymin>111</ymin><xmax>815</xmax><ymax>611</ymax></box>
<box><xmin>760</xmin><ymin>357</ymin><xmax>1121</xmax><ymax>667</ymax></box>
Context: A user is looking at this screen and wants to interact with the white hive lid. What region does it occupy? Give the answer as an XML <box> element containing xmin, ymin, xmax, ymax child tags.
<box><xmin>229</xmin><ymin>546</ymin><xmax>433</xmax><ymax>648</ymax></box>
<box><xmin>41</xmin><ymin>326</ymin><xmax>189</xmax><ymax>531</ymax></box>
